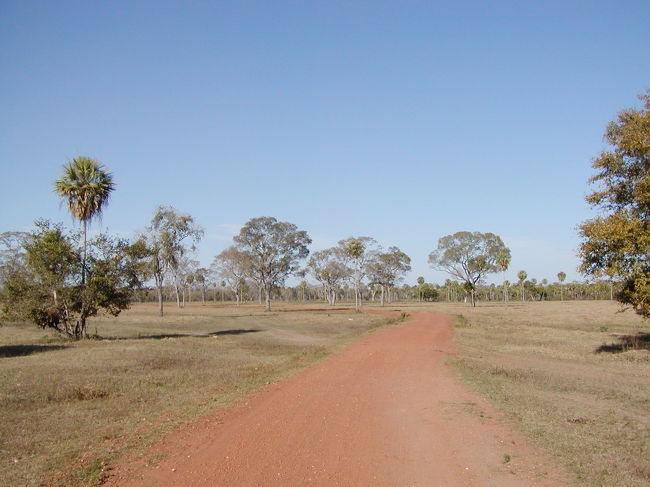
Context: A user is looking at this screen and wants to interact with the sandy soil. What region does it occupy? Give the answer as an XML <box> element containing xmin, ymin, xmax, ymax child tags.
<box><xmin>105</xmin><ymin>312</ymin><xmax>568</xmax><ymax>487</ymax></box>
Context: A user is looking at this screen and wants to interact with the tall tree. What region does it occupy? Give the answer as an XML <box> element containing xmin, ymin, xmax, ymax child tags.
<box><xmin>557</xmin><ymin>271</ymin><xmax>566</xmax><ymax>301</ymax></box>
<box><xmin>417</xmin><ymin>276</ymin><xmax>425</xmax><ymax>302</ymax></box>
<box><xmin>174</xmin><ymin>256</ymin><xmax>199</xmax><ymax>307</ymax></box>
<box><xmin>339</xmin><ymin>237</ymin><xmax>378</xmax><ymax>311</ymax></box>
<box><xmin>53</xmin><ymin>157</ymin><xmax>115</xmax><ymax>286</ymax></box>
<box><xmin>233</xmin><ymin>217</ymin><xmax>311</xmax><ymax>311</ymax></box>
<box><xmin>306</xmin><ymin>248</ymin><xmax>349</xmax><ymax>305</ymax></box>
<box><xmin>428</xmin><ymin>231</ymin><xmax>510</xmax><ymax>307</ymax></box>
<box><xmin>368</xmin><ymin>246</ymin><xmax>411</xmax><ymax>306</ymax></box>
<box><xmin>517</xmin><ymin>270</ymin><xmax>527</xmax><ymax>301</ymax></box>
<box><xmin>212</xmin><ymin>246</ymin><xmax>250</xmax><ymax>306</ymax></box>
<box><xmin>142</xmin><ymin>206</ymin><xmax>203</xmax><ymax>316</ymax></box>
<box><xmin>579</xmin><ymin>91</ymin><xmax>650</xmax><ymax>319</ymax></box>
<box><xmin>194</xmin><ymin>267</ymin><xmax>209</xmax><ymax>305</ymax></box>
<box><xmin>496</xmin><ymin>251</ymin><xmax>511</xmax><ymax>302</ymax></box>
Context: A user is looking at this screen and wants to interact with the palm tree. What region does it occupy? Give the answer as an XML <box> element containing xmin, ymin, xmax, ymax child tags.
<box><xmin>54</xmin><ymin>157</ymin><xmax>115</xmax><ymax>285</ymax></box>
<box><xmin>344</xmin><ymin>238</ymin><xmax>366</xmax><ymax>311</ymax></box>
<box><xmin>496</xmin><ymin>251</ymin><xmax>511</xmax><ymax>302</ymax></box>
<box><xmin>417</xmin><ymin>276</ymin><xmax>425</xmax><ymax>302</ymax></box>
<box><xmin>517</xmin><ymin>270</ymin><xmax>527</xmax><ymax>301</ymax></box>
<box><xmin>557</xmin><ymin>271</ymin><xmax>566</xmax><ymax>301</ymax></box>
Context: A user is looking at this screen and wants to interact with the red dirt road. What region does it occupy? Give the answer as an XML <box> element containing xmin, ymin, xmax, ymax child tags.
<box><xmin>106</xmin><ymin>313</ymin><xmax>568</xmax><ymax>487</ymax></box>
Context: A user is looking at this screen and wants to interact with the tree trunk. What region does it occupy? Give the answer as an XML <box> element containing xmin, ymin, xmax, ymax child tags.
<box><xmin>155</xmin><ymin>273</ymin><xmax>164</xmax><ymax>316</ymax></box>
<box><xmin>264</xmin><ymin>285</ymin><xmax>271</xmax><ymax>312</ymax></box>
<box><xmin>380</xmin><ymin>285</ymin><xmax>385</xmax><ymax>307</ymax></box>
<box><xmin>174</xmin><ymin>280</ymin><xmax>181</xmax><ymax>307</ymax></box>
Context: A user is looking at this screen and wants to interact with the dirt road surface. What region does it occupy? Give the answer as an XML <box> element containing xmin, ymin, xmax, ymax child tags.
<box><xmin>106</xmin><ymin>312</ymin><xmax>568</xmax><ymax>487</ymax></box>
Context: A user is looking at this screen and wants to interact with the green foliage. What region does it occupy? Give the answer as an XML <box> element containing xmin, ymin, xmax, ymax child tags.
<box><xmin>142</xmin><ymin>206</ymin><xmax>204</xmax><ymax>315</ymax></box>
<box><xmin>579</xmin><ymin>91</ymin><xmax>650</xmax><ymax>318</ymax></box>
<box><xmin>233</xmin><ymin>216</ymin><xmax>311</xmax><ymax>311</ymax></box>
<box><xmin>53</xmin><ymin>157</ymin><xmax>114</xmax><ymax>225</ymax></box>
<box><xmin>344</xmin><ymin>238</ymin><xmax>365</xmax><ymax>259</ymax></box>
<box><xmin>0</xmin><ymin>221</ymin><xmax>143</xmax><ymax>339</ymax></box>
<box><xmin>369</xmin><ymin>246</ymin><xmax>412</xmax><ymax>288</ymax></box>
<box><xmin>306</xmin><ymin>248</ymin><xmax>349</xmax><ymax>305</ymax></box>
<box><xmin>496</xmin><ymin>251</ymin><xmax>510</xmax><ymax>272</ymax></box>
<box><xmin>79</xmin><ymin>458</ymin><xmax>108</xmax><ymax>486</ymax></box>
<box><xmin>420</xmin><ymin>282</ymin><xmax>439</xmax><ymax>301</ymax></box>
<box><xmin>428</xmin><ymin>231</ymin><xmax>510</xmax><ymax>306</ymax></box>
<box><xmin>338</xmin><ymin>236</ymin><xmax>379</xmax><ymax>310</ymax></box>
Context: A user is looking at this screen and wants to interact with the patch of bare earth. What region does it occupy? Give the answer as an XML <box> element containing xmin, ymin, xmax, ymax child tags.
<box><xmin>106</xmin><ymin>313</ymin><xmax>568</xmax><ymax>487</ymax></box>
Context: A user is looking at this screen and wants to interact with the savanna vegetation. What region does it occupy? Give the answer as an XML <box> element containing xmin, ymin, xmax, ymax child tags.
<box><xmin>0</xmin><ymin>304</ymin><xmax>401</xmax><ymax>486</ymax></box>
<box><xmin>579</xmin><ymin>90</ymin><xmax>650</xmax><ymax>319</ymax></box>
<box><xmin>0</xmin><ymin>91</ymin><xmax>647</xmax><ymax>487</ymax></box>
<box><xmin>408</xmin><ymin>300</ymin><xmax>649</xmax><ymax>487</ymax></box>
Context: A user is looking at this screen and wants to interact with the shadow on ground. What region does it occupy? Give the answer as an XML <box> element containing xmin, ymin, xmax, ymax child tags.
<box><xmin>0</xmin><ymin>344</ymin><xmax>69</xmax><ymax>358</ymax></box>
<box><xmin>595</xmin><ymin>333</ymin><xmax>650</xmax><ymax>353</ymax></box>
<box><xmin>106</xmin><ymin>329</ymin><xmax>262</xmax><ymax>341</ymax></box>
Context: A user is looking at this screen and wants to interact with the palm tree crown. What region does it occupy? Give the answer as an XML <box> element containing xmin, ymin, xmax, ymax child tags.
<box><xmin>54</xmin><ymin>157</ymin><xmax>115</xmax><ymax>225</ymax></box>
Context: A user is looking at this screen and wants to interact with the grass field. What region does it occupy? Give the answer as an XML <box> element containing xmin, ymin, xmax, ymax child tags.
<box><xmin>0</xmin><ymin>303</ymin><xmax>397</xmax><ymax>487</ymax></box>
<box><xmin>3</xmin><ymin>300</ymin><xmax>648</xmax><ymax>487</ymax></box>
<box><xmin>400</xmin><ymin>300</ymin><xmax>649</xmax><ymax>487</ymax></box>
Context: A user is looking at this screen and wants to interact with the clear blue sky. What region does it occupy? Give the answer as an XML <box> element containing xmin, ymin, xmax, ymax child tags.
<box><xmin>1</xmin><ymin>0</ymin><xmax>649</xmax><ymax>285</ymax></box>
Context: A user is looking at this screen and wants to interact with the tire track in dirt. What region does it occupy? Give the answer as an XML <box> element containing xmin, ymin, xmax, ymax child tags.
<box><xmin>106</xmin><ymin>312</ymin><xmax>568</xmax><ymax>487</ymax></box>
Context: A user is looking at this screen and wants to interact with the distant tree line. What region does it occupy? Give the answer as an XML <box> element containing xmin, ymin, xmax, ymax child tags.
<box><xmin>127</xmin><ymin>272</ymin><xmax>618</xmax><ymax>307</ymax></box>
<box><xmin>2</xmin><ymin>89</ymin><xmax>648</xmax><ymax>338</ymax></box>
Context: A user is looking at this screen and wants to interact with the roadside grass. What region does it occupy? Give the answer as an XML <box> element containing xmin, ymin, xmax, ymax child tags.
<box><xmin>401</xmin><ymin>300</ymin><xmax>649</xmax><ymax>487</ymax></box>
<box><xmin>0</xmin><ymin>303</ymin><xmax>395</xmax><ymax>487</ymax></box>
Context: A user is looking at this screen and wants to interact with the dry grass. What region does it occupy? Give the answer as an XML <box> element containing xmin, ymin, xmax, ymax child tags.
<box><xmin>398</xmin><ymin>300</ymin><xmax>650</xmax><ymax>487</ymax></box>
<box><xmin>0</xmin><ymin>302</ymin><xmax>395</xmax><ymax>487</ymax></box>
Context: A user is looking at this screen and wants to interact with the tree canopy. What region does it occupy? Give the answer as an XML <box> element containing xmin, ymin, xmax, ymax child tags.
<box><xmin>212</xmin><ymin>246</ymin><xmax>250</xmax><ymax>306</ymax></box>
<box><xmin>368</xmin><ymin>246</ymin><xmax>411</xmax><ymax>306</ymax></box>
<box><xmin>142</xmin><ymin>206</ymin><xmax>204</xmax><ymax>316</ymax></box>
<box><xmin>233</xmin><ymin>216</ymin><xmax>311</xmax><ymax>311</ymax></box>
<box><xmin>428</xmin><ymin>231</ymin><xmax>510</xmax><ymax>306</ymax></box>
<box><xmin>579</xmin><ymin>91</ymin><xmax>650</xmax><ymax>318</ymax></box>
<box><xmin>338</xmin><ymin>237</ymin><xmax>378</xmax><ymax>311</ymax></box>
<box><xmin>306</xmin><ymin>248</ymin><xmax>349</xmax><ymax>306</ymax></box>
<box><xmin>53</xmin><ymin>158</ymin><xmax>114</xmax><ymax>225</ymax></box>
<box><xmin>1</xmin><ymin>221</ymin><xmax>142</xmax><ymax>339</ymax></box>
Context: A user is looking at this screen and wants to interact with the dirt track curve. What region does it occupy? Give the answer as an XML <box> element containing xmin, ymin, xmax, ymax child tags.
<box><xmin>106</xmin><ymin>312</ymin><xmax>568</xmax><ymax>487</ymax></box>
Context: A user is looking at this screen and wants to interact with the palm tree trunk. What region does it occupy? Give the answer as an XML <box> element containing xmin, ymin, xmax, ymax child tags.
<box><xmin>82</xmin><ymin>220</ymin><xmax>87</xmax><ymax>285</ymax></box>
